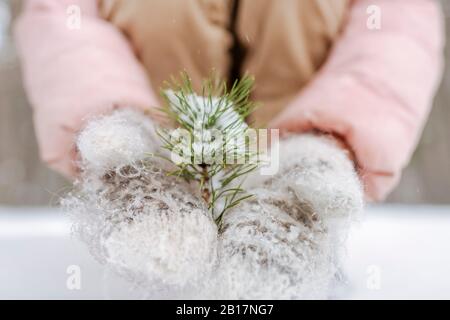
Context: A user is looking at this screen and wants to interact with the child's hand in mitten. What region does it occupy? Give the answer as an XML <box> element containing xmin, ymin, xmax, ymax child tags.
<box><xmin>63</xmin><ymin>109</ymin><xmax>217</xmax><ymax>291</ymax></box>
<box><xmin>216</xmin><ymin>134</ymin><xmax>363</xmax><ymax>299</ymax></box>
<box><xmin>259</xmin><ymin>133</ymin><xmax>363</xmax><ymax>224</ymax></box>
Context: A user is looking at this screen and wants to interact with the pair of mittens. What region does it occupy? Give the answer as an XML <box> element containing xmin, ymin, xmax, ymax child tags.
<box><xmin>63</xmin><ymin>109</ymin><xmax>363</xmax><ymax>299</ymax></box>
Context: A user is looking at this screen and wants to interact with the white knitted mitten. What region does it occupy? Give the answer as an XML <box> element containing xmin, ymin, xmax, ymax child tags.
<box><xmin>217</xmin><ymin>134</ymin><xmax>364</xmax><ymax>299</ymax></box>
<box><xmin>62</xmin><ymin>109</ymin><xmax>217</xmax><ymax>290</ymax></box>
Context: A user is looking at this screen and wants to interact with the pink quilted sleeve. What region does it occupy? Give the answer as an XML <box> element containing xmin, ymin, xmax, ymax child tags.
<box><xmin>270</xmin><ymin>0</ymin><xmax>445</xmax><ymax>201</ymax></box>
<box><xmin>15</xmin><ymin>0</ymin><xmax>159</xmax><ymax>177</ymax></box>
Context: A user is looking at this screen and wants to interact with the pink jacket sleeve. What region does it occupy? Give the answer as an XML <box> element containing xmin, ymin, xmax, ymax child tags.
<box><xmin>270</xmin><ymin>0</ymin><xmax>445</xmax><ymax>201</ymax></box>
<box><xmin>15</xmin><ymin>0</ymin><xmax>158</xmax><ymax>177</ymax></box>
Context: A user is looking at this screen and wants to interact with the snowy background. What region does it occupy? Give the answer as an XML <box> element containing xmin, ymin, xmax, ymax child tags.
<box><xmin>1</xmin><ymin>205</ymin><xmax>449</xmax><ymax>299</ymax></box>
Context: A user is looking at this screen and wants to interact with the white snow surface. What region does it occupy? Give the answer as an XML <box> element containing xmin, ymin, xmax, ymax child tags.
<box><xmin>1</xmin><ymin>205</ymin><xmax>449</xmax><ymax>299</ymax></box>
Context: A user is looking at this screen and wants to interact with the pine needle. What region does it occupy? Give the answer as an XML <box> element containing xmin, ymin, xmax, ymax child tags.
<box><xmin>156</xmin><ymin>72</ymin><xmax>260</xmax><ymax>227</ymax></box>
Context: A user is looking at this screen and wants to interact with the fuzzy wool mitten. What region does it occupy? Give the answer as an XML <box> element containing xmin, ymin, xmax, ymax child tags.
<box><xmin>62</xmin><ymin>109</ymin><xmax>217</xmax><ymax>290</ymax></box>
<box><xmin>216</xmin><ymin>134</ymin><xmax>364</xmax><ymax>299</ymax></box>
